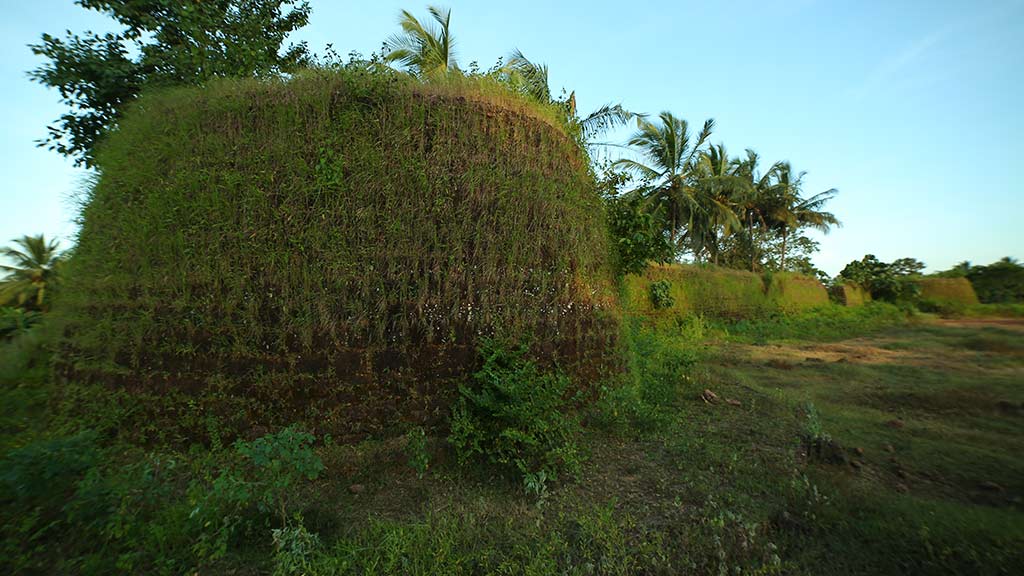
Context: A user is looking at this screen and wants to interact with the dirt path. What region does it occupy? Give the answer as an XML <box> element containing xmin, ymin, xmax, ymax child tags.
<box><xmin>935</xmin><ymin>317</ymin><xmax>1024</xmax><ymax>332</ymax></box>
<box><xmin>716</xmin><ymin>316</ymin><xmax>1024</xmax><ymax>371</ymax></box>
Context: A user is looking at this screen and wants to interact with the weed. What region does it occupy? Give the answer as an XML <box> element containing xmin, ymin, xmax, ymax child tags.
<box><xmin>523</xmin><ymin>469</ymin><xmax>550</xmax><ymax>504</ymax></box>
<box><xmin>404</xmin><ymin>426</ymin><xmax>429</xmax><ymax>478</ymax></box>
<box><xmin>271</xmin><ymin>521</ymin><xmax>322</xmax><ymax>576</ymax></box>
<box><xmin>802</xmin><ymin>402</ymin><xmax>829</xmax><ymax>444</ymax></box>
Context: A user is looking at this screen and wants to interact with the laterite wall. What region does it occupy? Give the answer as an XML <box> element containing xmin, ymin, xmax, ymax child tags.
<box><xmin>830</xmin><ymin>283</ymin><xmax>872</xmax><ymax>306</ymax></box>
<box><xmin>56</xmin><ymin>70</ymin><xmax>621</xmax><ymax>443</ymax></box>
<box><xmin>917</xmin><ymin>277</ymin><xmax>980</xmax><ymax>307</ymax></box>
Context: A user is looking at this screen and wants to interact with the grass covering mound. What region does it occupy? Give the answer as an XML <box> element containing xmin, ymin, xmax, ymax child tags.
<box><xmin>623</xmin><ymin>264</ymin><xmax>828</xmax><ymax>321</ymax></box>
<box><xmin>830</xmin><ymin>282</ymin><xmax>872</xmax><ymax>306</ymax></box>
<box><xmin>56</xmin><ymin>69</ymin><xmax>620</xmax><ymax>444</ymax></box>
<box><xmin>918</xmin><ymin>277</ymin><xmax>980</xmax><ymax>311</ymax></box>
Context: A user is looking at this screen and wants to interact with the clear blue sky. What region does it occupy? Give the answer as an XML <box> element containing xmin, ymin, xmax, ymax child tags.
<box><xmin>2</xmin><ymin>0</ymin><xmax>1022</xmax><ymax>274</ymax></box>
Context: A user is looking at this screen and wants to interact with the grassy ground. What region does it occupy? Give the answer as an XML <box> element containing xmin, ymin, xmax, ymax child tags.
<box><xmin>2</xmin><ymin>310</ymin><xmax>1023</xmax><ymax>574</ymax></box>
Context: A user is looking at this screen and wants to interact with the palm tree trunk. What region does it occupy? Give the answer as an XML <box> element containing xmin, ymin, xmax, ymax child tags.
<box><xmin>670</xmin><ymin>212</ymin><xmax>677</xmax><ymax>260</ymax></box>
<box><xmin>780</xmin><ymin>228</ymin><xmax>789</xmax><ymax>270</ymax></box>
<box><xmin>748</xmin><ymin>213</ymin><xmax>756</xmax><ymax>271</ymax></box>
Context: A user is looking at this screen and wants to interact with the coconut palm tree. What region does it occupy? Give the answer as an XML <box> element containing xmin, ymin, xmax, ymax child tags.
<box><xmin>612</xmin><ymin>112</ymin><xmax>715</xmax><ymax>256</ymax></box>
<box><xmin>502</xmin><ymin>49</ymin><xmax>637</xmax><ymax>148</ymax></box>
<box><xmin>691</xmin><ymin>144</ymin><xmax>747</xmax><ymax>264</ymax></box>
<box><xmin>731</xmin><ymin>149</ymin><xmax>786</xmax><ymax>270</ymax></box>
<box><xmin>0</xmin><ymin>234</ymin><xmax>62</xmax><ymax>310</ymax></box>
<box><xmin>770</xmin><ymin>164</ymin><xmax>840</xmax><ymax>268</ymax></box>
<box><xmin>384</xmin><ymin>6</ymin><xmax>457</xmax><ymax>79</ymax></box>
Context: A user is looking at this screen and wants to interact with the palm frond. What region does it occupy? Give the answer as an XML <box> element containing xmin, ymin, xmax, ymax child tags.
<box><xmin>579</xmin><ymin>103</ymin><xmax>639</xmax><ymax>141</ymax></box>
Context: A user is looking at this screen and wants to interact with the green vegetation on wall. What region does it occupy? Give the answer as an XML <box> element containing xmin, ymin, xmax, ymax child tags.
<box><xmin>56</xmin><ymin>69</ymin><xmax>621</xmax><ymax>443</ymax></box>
<box><xmin>765</xmin><ymin>272</ymin><xmax>830</xmax><ymax>312</ymax></box>
<box><xmin>622</xmin><ymin>264</ymin><xmax>828</xmax><ymax>321</ymax></box>
<box><xmin>829</xmin><ymin>282</ymin><xmax>872</xmax><ymax>307</ymax></box>
<box><xmin>917</xmin><ymin>277</ymin><xmax>980</xmax><ymax>311</ymax></box>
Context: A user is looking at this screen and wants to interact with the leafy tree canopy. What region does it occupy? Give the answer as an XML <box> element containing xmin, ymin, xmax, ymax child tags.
<box><xmin>936</xmin><ymin>257</ymin><xmax>1024</xmax><ymax>303</ymax></box>
<box><xmin>600</xmin><ymin>169</ymin><xmax>672</xmax><ymax>276</ymax></box>
<box><xmin>838</xmin><ymin>254</ymin><xmax>920</xmax><ymax>303</ymax></box>
<box><xmin>30</xmin><ymin>0</ymin><xmax>312</xmax><ymax>167</ymax></box>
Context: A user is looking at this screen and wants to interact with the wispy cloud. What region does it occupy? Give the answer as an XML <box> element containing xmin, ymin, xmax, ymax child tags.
<box><xmin>850</xmin><ymin>0</ymin><xmax>1023</xmax><ymax>103</ymax></box>
<box><xmin>849</xmin><ymin>28</ymin><xmax>949</xmax><ymax>102</ymax></box>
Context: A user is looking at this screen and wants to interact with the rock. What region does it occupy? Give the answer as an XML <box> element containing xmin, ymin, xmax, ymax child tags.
<box><xmin>996</xmin><ymin>400</ymin><xmax>1020</xmax><ymax>414</ymax></box>
<box><xmin>348</xmin><ymin>484</ymin><xmax>365</xmax><ymax>494</ymax></box>
<box><xmin>886</xmin><ymin>419</ymin><xmax>905</xmax><ymax>429</ymax></box>
<box><xmin>850</xmin><ymin>460</ymin><xmax>863</xmax><ymax>470</ymax></box>
<box><xmin>854</xmin><ymin>447</ymin><xmax>864</xmax><ymax>457</ymax></box>
<box><xmin>979</xmin><ymin>481</ymin><xmax>1004</xmax><ymax>493</ymax></box>
<box><xmin>808</xmin><ymin>437</ymin><xmax>848</xmax><ymax>465</ymax></box>
<box><xmin>725</xmin><ymin>398</ymin><xmax>742</xmax><ymax>407</ymax></box>
<box><xmin>701</xmin><ymin>389</ymin><xmax>720</xmax><ymax>404</ymax></box>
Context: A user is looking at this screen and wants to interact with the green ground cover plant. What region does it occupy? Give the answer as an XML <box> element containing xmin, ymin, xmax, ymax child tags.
<box><xmin>2</xmin><ymin>311</ymin><xmax>1023</xmax><ymax>574</ymax></box>
<box><xmin>716</xmin><ymin>301</ymin><xmax>910</xmax><ymax>343</ymax></box>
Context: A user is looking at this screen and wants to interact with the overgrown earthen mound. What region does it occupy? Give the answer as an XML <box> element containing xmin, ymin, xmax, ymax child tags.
<box><xmin>57</xmin><ymin>70</ymin><xmax>620</xmax><ymax>442</ymax></box>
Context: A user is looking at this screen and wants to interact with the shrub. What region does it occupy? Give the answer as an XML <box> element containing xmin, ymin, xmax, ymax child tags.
<box><xmin>0</xmin><ymin>319</ymin><xmax>56</xmax><ymax>387</ymax></box>
<box><xmin>448</xmin><ymin>340</ymin><xmax>582</xmax><ymax>489</ymax></box>
<box><xmin>605</xmin><ymin>192</ymin><xmax>672</xmax><ymax>276</ymax></box>
<box><xmin>0</xmin><ymin>432</ymin><xmax>101</xmax><ymax>535</ymax></box>
<box><xmin>0</xmin><ymin>307</ymin><xmax>43</xmax><ymax>340</ymax></box>
<box><xmin>232</xmin><ymin>426</ymin><xmax>324</xmax><ymax>525</ymax></box>
<box><xmin>190</xmin><ymin>426</ymin><xmax>324</xmax><ymax>560</ymax></box>
<box><xmin>0</xmin><ymin>433</ymin><xmax>194</xmax><ymax>574</ymax></box>
<box><xmin>649</xmin><ymin>279</ymin><xmax>675</xmax><ymax>309</ymax></box>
